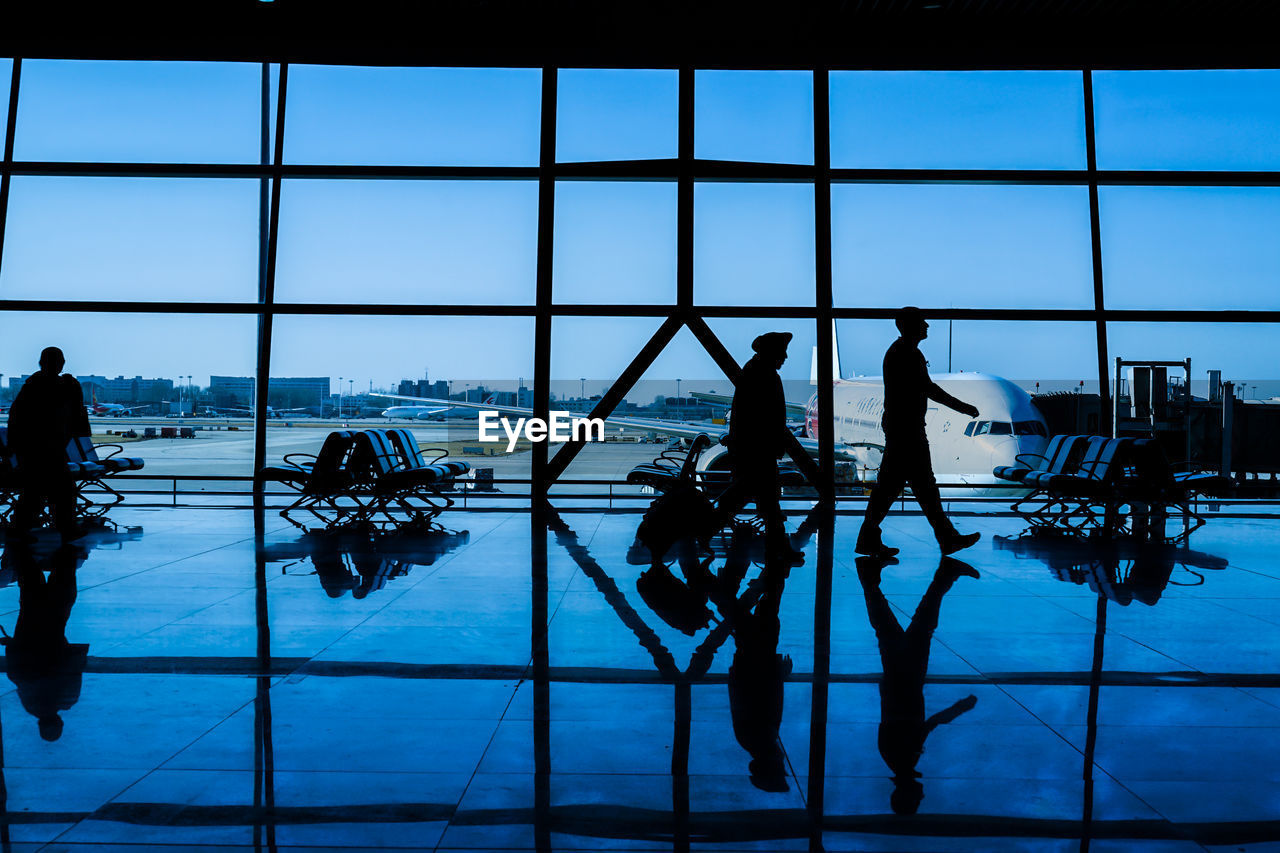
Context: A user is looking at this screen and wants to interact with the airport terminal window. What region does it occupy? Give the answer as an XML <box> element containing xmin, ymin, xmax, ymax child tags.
<box><xmin>0</xmin><ymin>311</ymin><xmax>259</xmax><ymax>476</ymax></box>
<box><xmin>1093</xmin><ymin>69</ymin><xmax>1280</xmax><ymax>171</ymax></box>
<box><xmin>272</xmin><ymin>180</ymin><xmax>539</xmax><ymax>305</ymax></box>
<box><xmin>829</xmin><ymin>71</ymin><xmax>1086</xmax><ymax>169</ymax></box>
<box><xmin>552</xmin><ymin>181</ymin><xmax>677</xmax><ymax>305</ymax></box>
<box><xmin>555</xmin><ymin>69</ymin><xmax>678</xmax><ymax>163</ymax></box>
<box><xmin>1106</xmin><ymin>322</ymin><xmax>1279</xmax><ymax>400</ymax></box>
<box><xmin>283</xmin><ymin>65</ymin><xmax>542</xmax><ymax>166</ymax></box>
<box><xmin>0</xmin><ymin>176</ymin><xmax>261</xmax><ymax>303</ymax></box>
<box><xmin>831</xmin><ymin>183</ymin><xmax>1094</xmax><ymax>309</ymax></box>
<box><xmin>694</xmin><ymin>182</ymin><xmax>815</xmax><ymax>306</ymax></box>
<box><xmin>13</xmin><ymin>60</ymin><xmax>261</xmax><ymax>164</ymax></box>
<box><xmin>1099</xmin><ymin>186</ymin><xmax>1280</xmax><ymax>310</ymax></box>
<box><xmin>694</xmin><ymin>70</ymin><xmax>814</xmax><ymax>165</ymax></box>
<box><xmin>1</xmin><ymin>58</ymin><xmax>11</xmax><ymax>119</ymax></box>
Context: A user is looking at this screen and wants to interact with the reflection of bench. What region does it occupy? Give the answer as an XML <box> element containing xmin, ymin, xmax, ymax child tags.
<box><xmin>0</xmin><ymin>428</ymin><xmax>144</xmax><ymax>528</ymax></box>
<box><xmin>258</xmin><ymin>428</ymin><xmax>469</xmax><ymax>534</ymax></box>
<box><xmin>996</xmin><ymin>433</ymin><xmax>1229</xmax><ymax>543</ymax></box>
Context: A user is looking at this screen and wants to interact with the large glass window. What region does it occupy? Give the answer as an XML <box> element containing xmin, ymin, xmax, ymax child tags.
<box><xmin>830</xmin><ymin>71</ymin><xmax>1086</xmax><ymax>169</ymax></box>
<box><xmin>13</xmin><ymin>60</ymin><xmax>261</xmax><ymax>163</ymax></box>
<box><xmin>1100</xmin><ymin>187</ymin><xmax>1280</xmax><ymax>310</ymax></box>
<box><xmin>0</xmin><ymin>177</ymin><xmax>260</xmax><ymax>302</ymax></box>
<box><xmin>695</xmin><ymin>183</ymin><xmax>815</xmax><ymax>306</ymax></box>
<box><xmin>273</xmin><ymin>180</ymin><xmax>538</xmax><ymax>305</ymax></box>
<box><xmin>695</xmin><ymin>71</ymin><xmax>814</xmax><ymax>164</ymax></box>
<box><xmin>1093</xmin><ymin>70</ymin><xmax>1280</xmax><ymax>171</ymax></box>
<box><xmin>556</xmin><ymin>69</ymin><xmax>677</xmax><ymax>163</ymax></box>
<box><xmin>284</xmin><ymin>66</ymin><xmax>541</xmax><ymax>166</ymax></box>
<box><xmin>552</xmin><ymin>181</ymin><xmax>677</xmax><ymax>304</ymax></box>
<box><xmin>832</xmin><ymin>184</ymin><xmax>1093</xmax><ymax>309</ymax></box>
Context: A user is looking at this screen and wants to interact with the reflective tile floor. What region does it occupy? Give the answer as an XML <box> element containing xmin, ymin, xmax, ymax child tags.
<box><xmin>1</xmin><ymin>505</ymin><xmax>1277</xmax><ymax>851</ymax></box>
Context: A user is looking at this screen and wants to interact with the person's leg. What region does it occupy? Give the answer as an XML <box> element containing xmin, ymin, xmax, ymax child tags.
<box><xmin>859</xmin><ymin>446</ymin><xmax>906</xmax><ymax>552</ymax></box>
<box><xmin>903</xmin><ymin>442</ymin><xmax>958</xmax><ymax>542</ymax></box>
<box><xmin>50</xmin><ymin>469</ymin><xmax>80</xmax><ymax>538</ymax></box>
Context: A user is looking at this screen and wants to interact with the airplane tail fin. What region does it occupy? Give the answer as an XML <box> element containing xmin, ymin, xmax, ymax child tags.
<box><xmin>810</xmin><ymin>321</ymin><xmax>843</xmax><ymax>385</ymax></box>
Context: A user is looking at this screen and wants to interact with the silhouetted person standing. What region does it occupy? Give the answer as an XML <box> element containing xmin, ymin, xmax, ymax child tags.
<box><xmin>707</xmin><ymin>332</ymin><xmax>803</xmax><ymax>564</ymax></box>
<box><xmin>857</xmin><ymin>555</ymin><xmax>978</xmax><ymax>814</ymax></box>
<box><xmin>7</xmin><ymin>347</ymin><xmax>88</xmax><ymax>541</ymax></box>
<box><xmin>857</xmin><ymin>309</ymin><xmax>981</xmax><ymax>557</ymax></box>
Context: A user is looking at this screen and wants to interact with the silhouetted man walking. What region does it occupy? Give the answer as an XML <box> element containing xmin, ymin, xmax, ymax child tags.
<box><xmin>7</xmin><ymin>347</ymin><xmax>88</xmax><ymax>541</ymax></box>
<box><xmin>857</xmin><ymin>308</ymin><xmax>981</xmax><ymax>557</ymax></box>
<box><xmin>707</xmin><ymin>332</ymin><xmax>802</xmax><ymax>563</ymax></box>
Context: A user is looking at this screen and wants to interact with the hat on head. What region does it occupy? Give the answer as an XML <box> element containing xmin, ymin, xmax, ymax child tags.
<box><xmin>751</xmin><ymin>331</ymin><xmax>793</xmax><ymax>355</ymax></box>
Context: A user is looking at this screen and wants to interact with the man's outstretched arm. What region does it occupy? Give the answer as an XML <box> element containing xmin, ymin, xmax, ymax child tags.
<box><xmin>927</xmin><ymin>382</ymin><xmax>979</xmax><ymax>418</ymax></box>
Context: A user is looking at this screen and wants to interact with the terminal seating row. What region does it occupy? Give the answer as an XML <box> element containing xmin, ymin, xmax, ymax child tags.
<box><xmin>994</xmin><ymin>434</ymin><xmax>1229</xmax><ymax>543</ymax></box>
<box><xmin>0</xmin><ymin>428</ymin><xmax>145</xmax><ymax>527</ymax></box>
<box><xmin>626</xmin><ymin>433</ymin><xmax>806</xmax><ymax>495</ymax></box>
<box><xmin>258</xmin><ymin>428</ymin><xmax>469</xmax><ymax>534</ymax></box>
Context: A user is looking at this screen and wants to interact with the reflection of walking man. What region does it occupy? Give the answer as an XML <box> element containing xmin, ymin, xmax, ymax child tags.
<box><xmin>857</xmin><ymin>309</ymin><xmax>981</xmax><ymax>557</ymax></box>
<box><xmin>857</xmin><ymin>556</ymin><xmax>979</xmax><ymax>814</ymax></box>
<box><xmin>707</xmin><ymin>332</ymin><xmax>803</xmax><ymax>563</ymax></box>
<box><xmin>7</xmin><ymin>347</ymin><xmax>88</xmax><ymax>541</ymax></box>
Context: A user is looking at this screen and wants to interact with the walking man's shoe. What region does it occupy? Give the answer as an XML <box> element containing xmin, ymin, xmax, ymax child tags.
<box><xmin>939</xmin><ymin>531</ymin><xmax>981</xmax><ymax>555</ymax></box>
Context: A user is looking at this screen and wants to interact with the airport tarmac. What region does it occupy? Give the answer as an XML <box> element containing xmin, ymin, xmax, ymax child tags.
<box><xmin>41</xmin><ymin>417</ymin><xmax>673</xmax><ymax>489</ymax></box>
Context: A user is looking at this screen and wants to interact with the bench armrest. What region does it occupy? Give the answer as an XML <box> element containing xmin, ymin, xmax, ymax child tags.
<box><xmin>96</xmin><ymin>443</ymin><xmax>125</xmax><ymax>459</ymax></box>
<box><xmin>1013</xmin><ymin>452</ymin><xmax>1049</xmax><ymax>469</ymax></box>
<box><xmin>282</xmin><ymin>452</ymin><xmax>318</xmax><ymax>471</ymax></box>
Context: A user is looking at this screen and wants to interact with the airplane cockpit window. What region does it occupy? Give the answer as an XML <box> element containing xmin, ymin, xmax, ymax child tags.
<box><xmin>1014</xmin><ymin>420</ymin><xmax>1049</xmax><ymax>437</ymax></box>
<box><xmin>974</xmin><ymin>421</ymin><xmax>990</xmax><ymax>435</ymax></box>
<box><xmin>964</xmin><ymin>422</ymin><xmax>976</xmax><ymax>436</ymax></box>
<box><xmin>989</xmin><ymin>421</ymin><xmax>1013</xmax><ymax>435</ymax></box>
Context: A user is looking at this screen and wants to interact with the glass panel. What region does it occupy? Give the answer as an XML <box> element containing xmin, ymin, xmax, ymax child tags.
<box><xmin>1107</xmin><ymin>322</ymin><xmax>1279</xmax><ymax>400</ymax></box>
<box><xmin>0</xmin><ymin>312</ymin><xmax>258</xmax><ymax>477</ymax></box>
<box><xmin>830</xmin><ymin>70</ymin><xmax>1086</xmax><ymax>169</ymax></box>
<box><xmin>0</xmin><ymin>177</ymin><xmax>260</xmax><ymax>302</ymax></box>
<box><xmin>695</xmin><ymin>71</ymin><xmax>813</xmax><ymax>165</ymax></box>
<box><xmin>550</xmin><ymin>317</ymin><xmax>723</xmax><ymax>498</ymax></box>
<box><xmin>14</xmin><ymin>60</ymin><xmax>261</xmax><ymax>163</ymax></box>
<box><xmin>695</xmin><ymin>182</ymin><xmax>815</xmax><ymax>306</ymax></box>
<box><xmin>556</xmin><ymin>69</ymin><xmax>678</xmax><ymax>162</ymax></box>
<box><xmin>553</xmin><ymin>181</ymin><xmax>676</xmax><ymax>304</ymax></box>
<box><xmin>284</xmin><ymin>65</ymin><xmax>541</xmax><ymax>166</ymax></box>
<box><xmin>269</xmin><ymin>315</ymin><xmax>535</xmax><ymax>494</ymax></box>
<box><xmin>0</xmin><ymin>58</ymin><xmax>11</xmax><ymax>127</ymax></box>
<box><xmin>273</xmin><ymin>180</ymin><xmax>538</xmax><ymax>305</ymax></box>
<box><xmin>832</xmin><ymin>184</ymin><xmax>1093</xmax><ymax>309</ymax></box>
<box><xmin>835</xmin><ymin>319</ymin><xmax>1099</xmax><ymax>393</ymax></box>
<box><xmin>1093</xmin><ymin>70</ymin><xmax>1280</xmax><ymax>170</ymax></box>
<box><xmin>1100</xmin><ymin>187</ymin><xmax>1280</xmax><ymax>310</ymax></box>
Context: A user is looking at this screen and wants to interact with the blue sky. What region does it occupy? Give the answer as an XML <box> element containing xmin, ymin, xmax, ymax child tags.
<box><xmin>1</xmin><ymin>61</ymin><xmax>1278</xmax><ymax>395</ymax></box>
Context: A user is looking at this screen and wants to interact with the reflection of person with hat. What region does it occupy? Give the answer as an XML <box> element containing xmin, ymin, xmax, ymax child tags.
<box><xmin>704</xmin><ymin>332</ymin><xmax>803</xmax><ymax>563</ymax></box>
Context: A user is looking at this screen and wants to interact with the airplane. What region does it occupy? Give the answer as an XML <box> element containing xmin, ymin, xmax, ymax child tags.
<box><xmin>87</xmin><ymin>400</ymin><xmax>153</xmax><ymax>417</ymax></box>
<box><xmin>369</xmin><ymin>338</ymin><xmax>1048</xmax><ymax>497</ymax></box>
<box><xmin>201</xmin><ymin>405</ymin><xmax>311</xmax><ymax>419</ymax></box>
<box><xmin>380</xmin><ymin>393</ymin><xmax>497</xmax><ymax>420</ymax></box>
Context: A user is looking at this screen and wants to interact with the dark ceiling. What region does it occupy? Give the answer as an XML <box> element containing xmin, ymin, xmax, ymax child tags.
<box><xmin>3</xmin><ymin>0</ymin><xmax>1278</xmax><ymax>69</ymax></box>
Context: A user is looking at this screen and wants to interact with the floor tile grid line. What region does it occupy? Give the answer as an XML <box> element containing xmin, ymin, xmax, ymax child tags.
<box><xmin>261</xmin><ymin>514</ymin><xmax>530</xmax><ymax>684</ymax></box>
<box><xmin>427</xmin><ymin>516</ymin><xmax>588</xmax><ymax>852</ymax></box>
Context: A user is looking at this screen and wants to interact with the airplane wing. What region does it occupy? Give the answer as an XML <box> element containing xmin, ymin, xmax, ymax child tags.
<box><xmin>689</xmin><ymin>391</ymin><xmax>807</xmax><ymax>419</ymax></box>
<box><xmin>368</xmin><ymin>392</ymin><xmax>837</xmax><ymax>459</ymax></box>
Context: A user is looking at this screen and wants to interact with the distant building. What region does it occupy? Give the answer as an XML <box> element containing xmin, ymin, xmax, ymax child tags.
<box><xmin>210</xmin><ymin>376</ymin><xmax>330</xmax><ymax>406</ymax></box>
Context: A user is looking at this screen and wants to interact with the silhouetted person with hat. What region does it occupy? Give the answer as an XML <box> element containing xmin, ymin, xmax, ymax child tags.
<box><xmin>857</xmin><ymin>555</ymin><xmax>978</xmax><ymax>814</ymax></box>
<box><xmin>2</xmin><ymin>541</ymin><xmax>89</xmax><ymax>741</ymax></box>
<box><xmin>857</xmin><ymin>309</ymin><xmax>981</xmax><ymax>557</ymax></box>
<box><xmin>706</xmin><ymin>332</ymin><xmax>803</xmax><ymax>564</ymax></box>
<box><xmin>7</xmin><ymin>347</ymin><xmax>89</xmax><ymax>542</ymax></box>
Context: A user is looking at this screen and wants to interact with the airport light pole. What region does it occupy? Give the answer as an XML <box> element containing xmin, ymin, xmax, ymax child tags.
<box><xmin>338</xmin><ymin>376</ymin><xmax>344</xmax><ymax>419</ymax></box>
<box><xmin>676</xmin><ymin>378</ymin><xmax>682</xmax><ymax>422</ymax></box>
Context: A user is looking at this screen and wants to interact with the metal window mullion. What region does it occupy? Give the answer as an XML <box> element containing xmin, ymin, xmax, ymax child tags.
<box><xmin>532</xmin><ymin>67</ymin><xmax>557</xmax><ymax>507</ymax></box>
<box><xmin>814</xmin><ymin>66</ymin><xmax>835</xmax><ymax>503</ymax></box>
<box><xmin>677</xmin><ymin>66</ymin><xmax>694</xmax><ymax>312</ymax></box>
<box><xmin>0</xmin><ymin>58</ymin><xmax>21</xmax><ymax>283</ymax></box>
<box><xmin>254</xmin><ymin>63</ymin><xmax>287</xmax><ymax>484</ymax></box>
<box><xmin>1083</xmin><ymin>69</ymin><xmax>1111</xmax><ymax>435</ymax></box>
